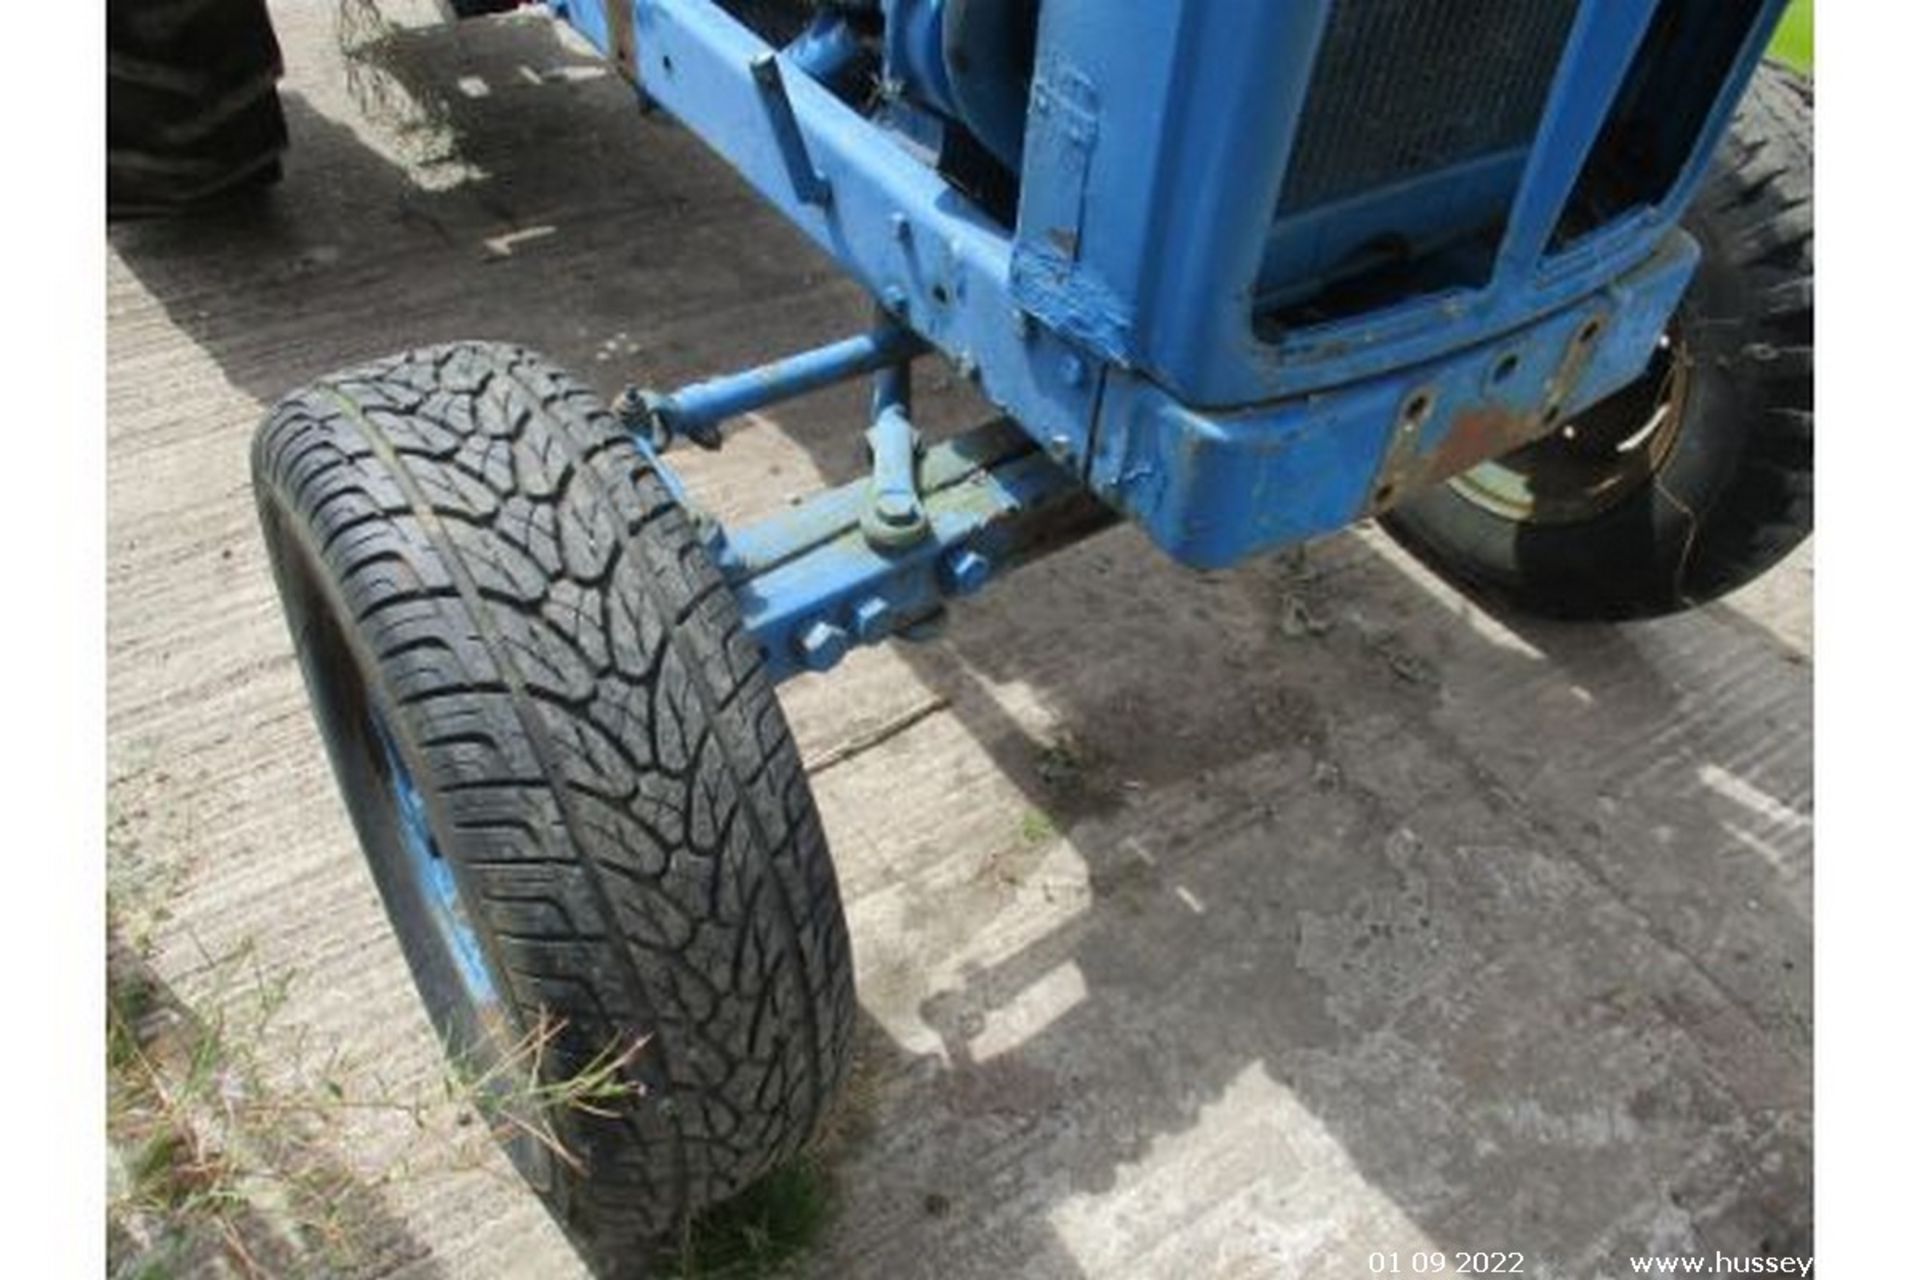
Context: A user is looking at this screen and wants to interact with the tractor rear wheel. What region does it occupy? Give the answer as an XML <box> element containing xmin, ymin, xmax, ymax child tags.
<box><xmin>108</xmin><ymin>0</ymin><xmax>289</xmax><ymax>217</ymax></box>
<box><xmin>1382</xmin><ymin>62</ymin><xmax>1812</xmax><ymax>620</ymax></box>
<box><xmin>253</xmin><ymin>343</ymin><xmax>856</xmax><ymax>1270</ymax></box>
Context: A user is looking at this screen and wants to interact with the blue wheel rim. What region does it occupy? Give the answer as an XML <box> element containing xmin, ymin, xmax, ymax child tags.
<box><xmin>368</xmin><ymin>712</ymin><xmax>555</xmax><ymax>1184</ymax></box>
<box><xmin>370</xmin><ymin>713</ymin><xmax>502</xmax><ymax>1012</ymax></box>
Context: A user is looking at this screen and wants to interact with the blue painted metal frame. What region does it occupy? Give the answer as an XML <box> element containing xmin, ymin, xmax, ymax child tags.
<box><xmin>1008</xmin><ymin>0</ymin><xmax>1787</xmax><ymax>402</ymax></box>
<box><xmin>711</xmin><ymin>418</ymin><xmax>1111</xmax><ymax>682</ymax></box>
<box><xmin>639</xmin><ymin>323</ymin><xmax>923</xmax><ymax>447</ymax></box>
<box><xmin>371</xmin><ymin>712</ymin><xmax>502</xmax><ymax>1010</ymax></box>
<box><xmin>1090</xmin><ymin>232</ymin><xmax>1699</xmax><ymax>566</ymax></box>
<box><xmin>547</xmin><ymin>0</ymin><xmax>1791</xmax><ymax>664</ymax></box>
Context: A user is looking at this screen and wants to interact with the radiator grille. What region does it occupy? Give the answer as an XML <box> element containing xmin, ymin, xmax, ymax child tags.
<box><xmin>1277</xmin><ymin>0</ymin><xmax>1581</xmax><ymax>214</ymax></box>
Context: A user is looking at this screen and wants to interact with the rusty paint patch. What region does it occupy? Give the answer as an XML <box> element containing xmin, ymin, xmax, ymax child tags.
<box><xmin>1426</xmin><ymin>403</ymin><xmax>1539</xmax><ymax>487</ymax></box>
<box><xmin>1366</xmin><ymin>310</ymin><xmax>1610</xmax><ymax>515</ymax></box>
<box><xmin>606</xmin><ymin>0</ymin><xmax>638</xmax><ymax>82</ymax></box>
<box><xmin>1368</xmin><ymin>399</ymin><xmax>1545</xmax><ymax>516</ymax></box>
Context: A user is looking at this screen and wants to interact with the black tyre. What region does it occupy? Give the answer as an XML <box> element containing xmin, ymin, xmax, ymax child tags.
<box><xmin>253</xmin><ymin>343</ymin><xmax>856</xmax><ymax>1271</ymax></box>
<box><xmin>1383</xmin><ymin>62</ymin><xmax>1812</xmax><ymax>620</ymax></box>
<box><xmin>108</xmin><ymin>0</ymin><xmax>289</xmax><ymax>217</ymax></box>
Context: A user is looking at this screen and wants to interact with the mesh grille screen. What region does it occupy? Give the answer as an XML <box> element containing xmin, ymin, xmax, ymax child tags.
<box><xmin>1278</xmin><ymin>0</ymin><xmax>1581</xmax><ymax>214</ymax></box>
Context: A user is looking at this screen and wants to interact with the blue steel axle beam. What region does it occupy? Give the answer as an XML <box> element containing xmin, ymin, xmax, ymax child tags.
<box><xmin>707</xmin><ymin>418</ymin><xmax>1113</xmax><ymax>683</ymax></box>
<box><xmin>627</xmin><ymin>324</ymin><xmax>1102</xmax><ymax>686</ymax></box>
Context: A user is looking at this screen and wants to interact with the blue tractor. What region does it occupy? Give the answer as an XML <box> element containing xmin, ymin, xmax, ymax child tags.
<box><xmin>116</xmin><ymin>0</ymin><xmax>1811</xmax><ymax>1268</ymax></box>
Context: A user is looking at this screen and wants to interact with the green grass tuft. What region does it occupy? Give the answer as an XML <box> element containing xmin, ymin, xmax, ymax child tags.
<box><xmin>664</xmin><ymin>1160</ymin><xmax>833</xmax><ymax>1279</ymax></box>
<box><xmin>1019</xmin><ymin>809</ymin><xmax>1061</xmax><ymax>846</ymax></box>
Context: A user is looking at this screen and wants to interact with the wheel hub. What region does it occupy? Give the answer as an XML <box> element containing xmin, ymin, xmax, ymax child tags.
<box><xmin>370</xmin><ymin>713</ymin><xmax>503</xmax><ymax>1014</ymax></box>
<box><xmin>1447</xmin><ymin>333</ymin><xmax>1691</xmax><ymax>525</ymax></box>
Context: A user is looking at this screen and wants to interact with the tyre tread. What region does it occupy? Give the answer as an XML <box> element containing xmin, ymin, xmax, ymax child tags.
<box><xmin>108</xmin><ymin>0</ymin><xmax>288</xmax><ymax>216</ymax></box>
<box><xmin>253</xmin><ymin>342</ymin><xmax>854</xmax><ymax>1258</ymax></box>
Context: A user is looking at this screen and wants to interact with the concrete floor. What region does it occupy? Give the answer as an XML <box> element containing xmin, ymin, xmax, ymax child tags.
<box><xmin>106</xmin><ymin>4</ymin><xmax>1813</xmax><ymax>1276</ymax></box>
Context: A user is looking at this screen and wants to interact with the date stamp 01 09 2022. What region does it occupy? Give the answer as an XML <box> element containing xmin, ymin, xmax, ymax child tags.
<box><xmin>1362</xmin><ymin>1251</ymin><xmax>1816</xmax><ymax>1276</ymax></box>
<box><xmin>1366</xmin><ymin>1252</ymin><xmax>1526</xmax><ymax>1276</ymax></box>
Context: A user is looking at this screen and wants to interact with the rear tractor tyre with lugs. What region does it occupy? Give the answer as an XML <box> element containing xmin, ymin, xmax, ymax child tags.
<box><xmin>108</xmin><ymin>0</ymin><xmax>288</xmax><ymax>217</ymax></box>
<box><xmin>1383</xmin><ymin>61</ymin><xmax>1813</xmax><ymax>620</ymax></box>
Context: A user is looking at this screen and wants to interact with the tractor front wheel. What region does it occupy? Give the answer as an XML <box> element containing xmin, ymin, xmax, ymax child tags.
<box><xmin>253</xmin><ymin>343</ymin><xmax>855</xmax><ymax>1270</ymax></box>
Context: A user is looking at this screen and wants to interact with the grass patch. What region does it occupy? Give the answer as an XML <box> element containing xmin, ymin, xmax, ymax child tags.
<box><xmin>106</xmin><ymin>916</ymin><xmax>660</xmax><ymax>1276</ymax></box>
<box><xmin>106</xmin><ymin>750</ymin><xmax>826</xmax><ymax>1277</ymax></box>
<box><xmin>107</xmin><ymin>926</ymin><xmax>363</xmax><ymax>1278</ymax></box>
<box><xmin>107</xmin><ymin>901</ymin><xmax>827</xmax><ymax>1277</ymax></box>
<box><xmin>104</xmin><ymin>820</ymin><xmax>652</xmax><ymax>1279</ymax></box>
<box><xmin>662</xmin><ymin>1160</ymin><xmax>834</xmax><ymax>1279</ymax></box>
<box><xmin>1019</xmin><ymin>809</ymin><xmax>1061</xmax><ymax>846</ymax></box>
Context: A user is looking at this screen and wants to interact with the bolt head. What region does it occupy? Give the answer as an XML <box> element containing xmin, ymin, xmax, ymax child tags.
<box><xmin>795</xmin><ymin>620</ymin><xmax>850</xmax><ymax>672</ymax></box>
<box><xmin>852</xmin><ymin>597</ymin><xmax>894</xmax><ymax>642</ymax></box>
<box><xmin>943</xmin><ymin>548</ymin><xmax>992</xmax><ymax>597</ymax></box>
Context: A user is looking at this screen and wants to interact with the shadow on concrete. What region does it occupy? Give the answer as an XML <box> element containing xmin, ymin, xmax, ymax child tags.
<box><xmin>818</xmin><ymin>527</ymin><xmax>1812</xmax><ymax>1276</ymax></box>
<box><xmin>108</xmin><ymin>10</ymin><xmax>1812</xmax><ymax>1277</ymax></box>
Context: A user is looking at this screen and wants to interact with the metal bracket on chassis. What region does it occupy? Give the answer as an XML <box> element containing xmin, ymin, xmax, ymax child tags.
<box><xmin>617</xmin><ymin>324</ymin><xmax>925</xmax><ymax>451</ymax></box>
<box><xmin>622</xmin><ymin>327</ymin><xmax>1115</xmax><ymax>684</ymax></box>
<box><xmin>720</xmin><ymin>417</ymin><xmax>1109</xmax><ymax>680</ymax></box>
